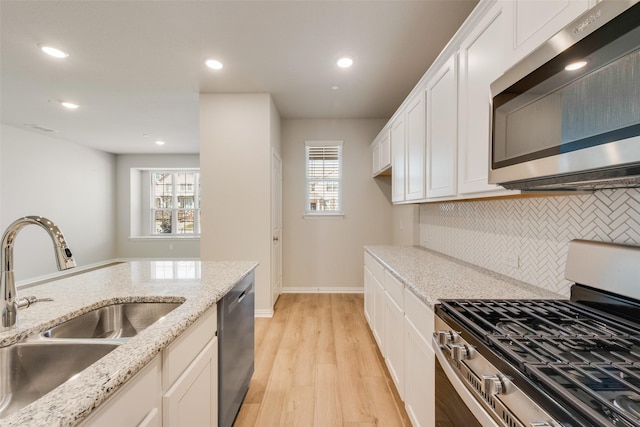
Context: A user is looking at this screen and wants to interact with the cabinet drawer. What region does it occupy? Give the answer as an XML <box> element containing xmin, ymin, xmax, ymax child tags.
<box><xmin>364</xmin><ymin>252</ymin><xmax>385</xmax><ymax>285</ymax></box>
<box><xmin>80</xmin><ymin>356</ymin><xmax>161</xmax><ymax>427</ymax></box>
<box><xmin>384</xmin><ymin>270</ymin><xmax>404</xmax><ymax>310</ymax></box>
<box><xmin>404</xmin><ymin>288</ymin><xmax>434</xmax><ymax>346</ymax></box>
<box><xmin>163</xmin><ymin>305</ymin><xmax>217</xmax><ymax>389</ymax></box>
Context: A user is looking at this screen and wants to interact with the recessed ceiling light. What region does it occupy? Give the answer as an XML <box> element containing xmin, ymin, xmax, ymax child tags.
<box><xmin>337</xmin><ymin>57</ymin><xmax>353</xmax><ymax>68</ymax></box>
<box><xmin>40</xmin><ymin>45</ymin><xmax>69</xmax><ymax>58</ymax></box>
<box><xmin>155</xmin><ymin>140</ymin><xmax>166</xmax><ymax>146</ymax></box>
<box><xmin>331</xmin><ymin>85</ymin><xmax>340</xmax><ymax>90</ymax></box>
<box><xmin>205</xmin><ymin>59</ymin><xmax>223</xmax><ymax>70</ymax></box>
<box><xmin>60</xmin><ymin>101</ymin><xmax>79</xmax><ymax>109</ymax></box>
<box><xmin>565</xmin><ymin>60</ymin><xmax>587</xmax><ymax>71</ymax></box>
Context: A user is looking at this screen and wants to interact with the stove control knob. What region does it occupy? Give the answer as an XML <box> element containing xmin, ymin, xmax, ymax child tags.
<box><xmin>436</xmin><ymin>330</ymin><xmax>459</xmax><ymax>347</ymax></box>
<box><xmin>450</xmin><ymin>344</ymin><xmax>476</xmax><ymax>361</ymax></box>
<box><xmin>482</xmin><ymin>374</ymin><xmax>513</xmax><ymax>395</ymax></box>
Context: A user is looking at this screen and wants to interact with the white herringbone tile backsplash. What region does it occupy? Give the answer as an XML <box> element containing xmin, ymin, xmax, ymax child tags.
<box><xmin>419</xmin><ymin>189</ymin><xmax>640</xmax><ymax>297</ymax></box>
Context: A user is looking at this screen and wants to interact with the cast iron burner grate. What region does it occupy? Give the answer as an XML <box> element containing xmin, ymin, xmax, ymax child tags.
<box><xmin>439</xmin><ymin>299</ymin><xmax>640</xmax><ymax>426</ymax></box>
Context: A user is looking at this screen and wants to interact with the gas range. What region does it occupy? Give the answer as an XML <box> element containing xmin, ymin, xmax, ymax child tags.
<box><xmin>434</xmin><ymin>240</ymin><xmax>640</xmax><ymax>427</ymax></box>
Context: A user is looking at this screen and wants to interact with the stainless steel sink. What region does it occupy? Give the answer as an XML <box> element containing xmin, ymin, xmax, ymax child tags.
<box><xmin>0</xmin><ymin>341</ymin><xmax>119</xmax><ymax>418</ymax></box>
<box><xmin>43</xmin><ymin>302</ymin><xmax>182</xmax><ymax>339</ymax></box>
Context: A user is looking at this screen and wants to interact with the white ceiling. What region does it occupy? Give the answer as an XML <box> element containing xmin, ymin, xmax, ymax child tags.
<box><xmin>0</xmin><ymin>1</ymin><xmax>478</xmax><ymax>154</ymax></box>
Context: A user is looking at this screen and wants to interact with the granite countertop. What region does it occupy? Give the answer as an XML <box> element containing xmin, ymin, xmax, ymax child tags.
<box><xmin>365</xmin><ymin>246</ymin><xmax>564</xmax><ymax>308</ymax></box>
<box><xmin>0</xmin><ymin>260</ymin><xmax>258</xmax><ymax>427</ymax></box>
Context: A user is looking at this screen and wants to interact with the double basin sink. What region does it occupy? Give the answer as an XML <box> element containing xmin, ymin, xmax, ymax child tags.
<box><xmin>0</xmin><ymin>301</ymin><xmax>182</xmax><ymax>418</ymax></box>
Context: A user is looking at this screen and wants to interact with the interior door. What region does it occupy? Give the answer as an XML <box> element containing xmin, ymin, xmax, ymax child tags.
<box><xmin>271</xmin><ymin>150</ymin><xmax>282</xmax><ymax>306</ymax></box>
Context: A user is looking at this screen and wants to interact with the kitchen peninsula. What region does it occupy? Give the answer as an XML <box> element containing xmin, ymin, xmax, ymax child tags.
<box><xmin>0</xmin><ymin>260</ymin><xmax>257</xmax><ymax>427</ymax></box>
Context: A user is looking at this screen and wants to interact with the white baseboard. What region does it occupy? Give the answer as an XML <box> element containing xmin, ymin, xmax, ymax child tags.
<box><xmin>255</xmin><ymin>309</ymin><xmax>274</xmax><ymax>318</ymax></box>
<box><xmin>281</xmin><ymin>286</ymin><xmax>363</xmax><ymax>294</ymax></box>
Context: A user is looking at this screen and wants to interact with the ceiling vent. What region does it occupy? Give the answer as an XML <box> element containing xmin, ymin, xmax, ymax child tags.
<box><xmin>24</xmin><ymin>123</ymin><xmax>56</xmax><ymax>133</ymax></box>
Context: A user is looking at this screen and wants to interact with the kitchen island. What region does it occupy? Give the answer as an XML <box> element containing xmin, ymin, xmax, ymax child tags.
<box><xmin>0</xmin><ymin>260</ymin><xmax>258</xmax><ymax>427</ymax></box>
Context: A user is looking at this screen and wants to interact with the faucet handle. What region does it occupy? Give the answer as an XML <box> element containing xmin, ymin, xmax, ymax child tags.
<box><xmin>17</xmin><ymin>296</ymin><xmax>54</xmax><ymax>309</ymax></box>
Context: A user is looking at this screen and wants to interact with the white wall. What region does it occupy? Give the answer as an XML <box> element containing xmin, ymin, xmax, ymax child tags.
<box><xmin>391</xmin><ymin>204</ymin><xmax>419</xmax><ymax>246</ymax></box>
<box><xmin>0</xmin><ymin>124</ymin><xmax>116</xmax><ymax>282</ymax></box>
<box><xmin>281</xmin><ymin>119</ymin><xmax>392</xmax><ymax>290</ymax></box>
<box><xmin>199</xmin><ymin>94</ymin><xmax>280</xmax><ymax>314</ymax></box>
<box><xmin>115</xmin><ymin>154</ymin><xmax>200</xmax><ymax>259</ymax></box>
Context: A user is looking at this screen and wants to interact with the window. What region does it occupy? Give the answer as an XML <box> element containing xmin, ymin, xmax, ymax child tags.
<box><xmin>150</xmin><ymin>170</ymin><xmax>200</xmax><ymax>236</ymax></box>
<box><xmin>305</xmin><ymin>141</ymin><xmax>343</xmax><ymax>216</ymax></box>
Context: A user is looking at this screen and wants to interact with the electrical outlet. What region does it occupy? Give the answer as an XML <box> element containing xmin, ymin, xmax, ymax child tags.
<box><xmin>503</xmin><ymin>253</ymin><xmax>519</xmax><ymax>268</ymax></box>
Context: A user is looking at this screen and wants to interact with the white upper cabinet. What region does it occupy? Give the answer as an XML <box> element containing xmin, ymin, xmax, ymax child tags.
<box><xmin>391</xmin><ymin>114</ymin><xmax>407</xmax><ymax>203</ymax></box>
<box><xmin>504</xmin><ymin>0</ymin><xmax>592</xmax><ymax>69</ymax></box>
<box><xmin>457</xmin><ymin>2</ymin><xmax>519</xmax><ymax>197</ymax></box>
<box><xmin>372</xmin><ymin>129</ymin><xmax>391</xmax><ymax>177</ymax></box>
<box><xmin>389</xmin><ymin>90</ymin><xmax>426</xmax><ymax>203</ymax></box>
<box><xmin>373</xmin><ymin>0</ymin><xmax>601</xmax><ymax>204</ymax></box>
<box><xmin>426</xmin><ymin>55</ymin><xmax>457</xmax><ymax>199</ymax></box>
<box><xmin>405</xmin><ymin>92</ymin><xmax>426</xmax><ymax>201</ymax></box>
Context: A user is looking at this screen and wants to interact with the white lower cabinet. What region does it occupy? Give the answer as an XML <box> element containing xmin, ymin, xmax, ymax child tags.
<box><xmin>163</xmin><ymin>337</ymin><xmax>218</xmax><ymax>426</ymax></box>
<box><xmin>404</xmin><ymin>288</ymin><xmax>435</xmax><ymax>427</ymax></box>
<box><xmin>384</xmin><ymin>288</ymin><xmax>405</xmax><ymax>399</ymax></box>
<box><xmin>163</xmin><ymin>305</ymin><xmax>218</xmax><ymax>427</ymax></box>
<box><xmin>405</xmin><ymin>320</ymin><xmax>435</xmax><ymax>427</ymax></box>
<box><xmin>363</xmin><ymin>252</ymin><xmax>436</xmax><ymax>426</ymax></box>
<box><xmin>372</xmin><ymin>276</ymin><xmax>386</xmax><ymax>353</ymax></box>
<box><xmin>81</xmin><ymin>305</ymin><xmax>218</xmax><ymax>427</ymax></box>
<box><xmin>366</xmin><ymin>253</ymin><xmax>387</xmax><ymax>352</ymax></box>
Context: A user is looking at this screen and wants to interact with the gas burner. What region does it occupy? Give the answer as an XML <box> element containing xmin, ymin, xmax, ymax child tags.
<box><xmin>613</xmin><ymin>395</ymin><xmax>640</xmax><ymax>421</ymax></box>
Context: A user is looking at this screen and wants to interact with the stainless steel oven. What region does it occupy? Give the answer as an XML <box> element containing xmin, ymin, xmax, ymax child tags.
<box><xmin>433</xmin><ymin>240</ymin><xmax>640</xmax><ymax>427</ymax></box>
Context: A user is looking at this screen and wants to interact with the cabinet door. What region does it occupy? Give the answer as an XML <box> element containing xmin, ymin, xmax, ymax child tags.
<box><xmin>384</xmin><ymin>291</ymin><xmax>405</xmax><ymax>400</ymax></box>
<box><xmin>405</xmin><ymin>317</ymin><xmax>435</xmax><ymax>427</ymax></box>
<box><xmin>163</xmin><ymin>337</ymin><xmax>218</xmax><ymax>427</ymax></box>
<box><xmin>458</xmin><ymin>3</ymin><xmax>517</xmax><ymax>196</ymax></box>
<box><xmin>372</xmin><ymin>140</ymin><xmax>381</xmax><ymax>176</ymax></box>
<box><xmin>372</xmin><ymin>276</ymin><xmax>386</xmax><ymax>353</ymax></box>
<box><xmin>505</xmin><ymin>0</ymin><xmax>591</xmax><ymax>68</ymax></box>
<box><xmin>426</xmin><ymin>56</ymin><xmax>458</xmax><ymax>199</ymax></box>
<box><xmin>391</xmin><ymin>116</ymin><xmax>406</xmax><ymax>202</ymax></box>
<box><xmin>363</xmin><ymin>265</ymin><xmax>374</xmax><ymax>326</ymax></box>
<box><xmin>379</xmin><ymin>130</ymin><xmax>391</xmax><ymax>172</ymax></box>
<box><xmin>138</xmin><ymin>408</ymin><xmax>161</xmax><ymax>427</ymax></box>
<box><xmin>405</xmin><ymin>93</ymin><xmax>426</xmax><ymax>201</ymax></box>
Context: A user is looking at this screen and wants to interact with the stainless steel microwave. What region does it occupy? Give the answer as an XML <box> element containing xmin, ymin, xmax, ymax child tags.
<box><xmin>489</xmin><ymin>0</ymin><xmax>640</xmax><ymax>191</ymax></box>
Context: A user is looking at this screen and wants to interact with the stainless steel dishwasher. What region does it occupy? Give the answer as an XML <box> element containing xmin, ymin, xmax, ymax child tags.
<box><xmin>218</xmin><ymin>272</ymin><xmax>255</xmax><ymax>427</ymax></box>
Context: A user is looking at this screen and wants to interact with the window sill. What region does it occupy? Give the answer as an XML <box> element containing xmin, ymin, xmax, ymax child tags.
<box><xmin>303</xmin><ymin>213</ymin><xmax>345</xmax><ymax>220</ymax></box>
<box><xmin>129</xmin><ymin>236</ymin><xmax>200</xmax><ymax>241</ymax></box>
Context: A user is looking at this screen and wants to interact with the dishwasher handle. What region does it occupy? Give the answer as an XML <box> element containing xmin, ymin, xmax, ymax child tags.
<box><xmin>227</xmin><ymin>282</ymin><xmax>253</xmax><ymax>314</ymax></box>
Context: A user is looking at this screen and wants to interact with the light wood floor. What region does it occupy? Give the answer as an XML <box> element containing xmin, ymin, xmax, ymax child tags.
<box><xmin>234</xmin><ymin>293</ymin><xmax>411</xmax><ymax>427</ymax></box>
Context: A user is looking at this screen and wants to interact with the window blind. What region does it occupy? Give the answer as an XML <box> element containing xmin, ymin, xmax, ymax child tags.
<box><xmin>305</xmin><ymin>141</ymin><xmax>343</xmax><ymax>214</ymax></box>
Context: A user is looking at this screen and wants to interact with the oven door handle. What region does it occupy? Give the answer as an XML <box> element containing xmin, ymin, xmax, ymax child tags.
<box><xmin>432</xmin><ymin>335</ymin><xmax>501</xmax><ymax>427</ymax></box>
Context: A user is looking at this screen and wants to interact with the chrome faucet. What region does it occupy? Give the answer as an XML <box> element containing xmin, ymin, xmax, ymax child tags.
<box><xmin>1</xmin><ymin>216</ymin><xmax>76</xmax><ymax>330</ymax></box>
